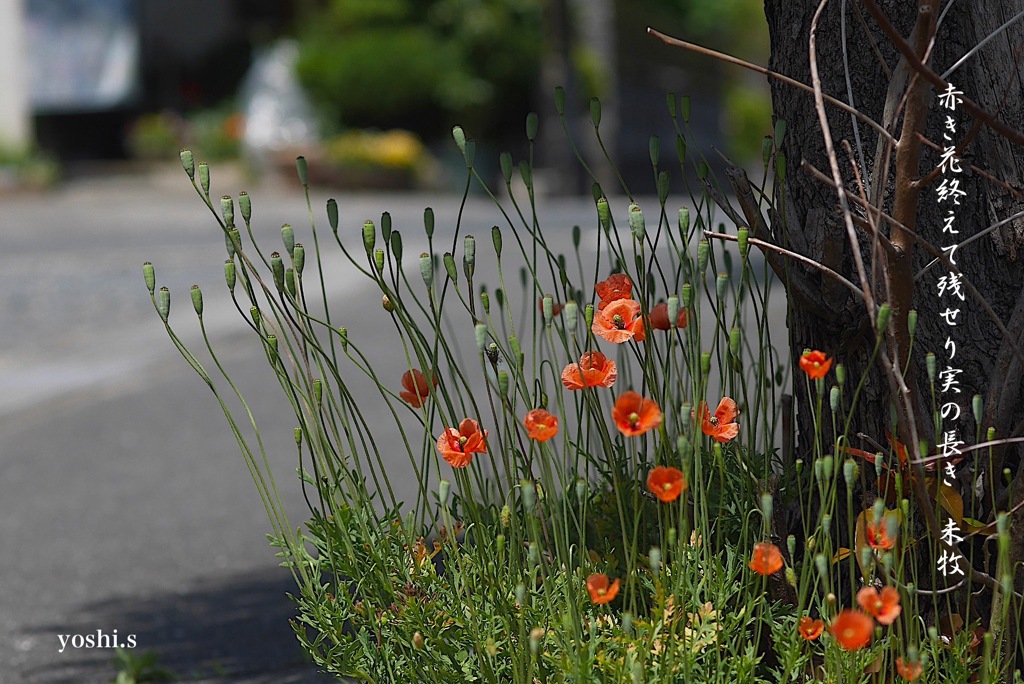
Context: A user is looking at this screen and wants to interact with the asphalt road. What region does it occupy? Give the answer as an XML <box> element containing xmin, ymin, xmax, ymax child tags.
<box><xmin>0</xmin><ymin>163</ymin><xmax>786</xmax><ymax>682</ymax></box>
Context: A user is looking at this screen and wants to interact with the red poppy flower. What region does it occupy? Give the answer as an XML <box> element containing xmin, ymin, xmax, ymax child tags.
<box><xmin>856</xmin><ymin>586</ymin><xmax>901</xmax><ymax>626</ymax></box>
<box><xmin>748</xmin><ymin>542</ymin><xmax>784</xmax><ymax>575</ymax></box>
<box><xmin>697</xmin><ymin>397</ymin><xmax>740</xmax><ymax>443</ymax></box>
<box><xmin>592</xmin><ymin>299</ymin><xmax>646</xmax><ymax>343</ymax></box>
<box><xmin>612</xmin><ymin>391</ymin><xmax>662</xmax><ymax>436</ymax></box>
<box><xmin>865</xmin><ymin>518</ymin><xmax>897</xmax><ymax>550</ymax></box>
<box><xmin>647</xmin><ymin>466</ymin><xmax>687</xmax><ymax>502</ymax></box>
<box><xmin>538</xmin><ymin>296</ymin><xmax>563</xmax><ymax>316</ymax></box>
<box><xmin>524</xmin><ymin>409</ymin><xmax>558</xmax><ymax>442</ymax></box>
<box><xmin>798</xmin><ymin>617</ymin><xmax>824</xmax><ymax>641</ymax></box>
<box><xmin>586</xmin><ymin>573</ymin><xmax>620</xmax><ymax>604</ymax></box>
<box><xmin>595</xmin><ymin>274</ymin><xmax>632</xmax><ymax>310</ymax></box>
<box><xmin>649</xmin><ymin>301</ymin><xmax>688</xmax><ymax>330</ymax></box>
<box><xmin>896</xmin><ymin>657</ymin><xmax>923</xmax><ymax>681</ymax></box>
<box><xmin>436</xmin><ymin>418</ymin><xmax>488</xmax><ymax>468</ymax></box>
<box><xmin>561</xmin><ymin>351</ymin><xmax>617</xmax><ymax>390</ymax></box>
<box><xmin>799</xmin><ymin>350</ymin><xmax>833</xmax><ymax>380</ymax></box>
<box><xmin>830</xmin><ymin>610</ymin><xmax>873</xmax><ymax>650</ymax></box>
<box><xmin>399</xmin><ymin>369</ymin><xmax>437</xmax><ymax>408</ymax></box>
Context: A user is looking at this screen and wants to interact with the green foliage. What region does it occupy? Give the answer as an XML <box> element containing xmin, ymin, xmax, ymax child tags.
<box><xmin>111</xmin><ymin>648</ymin><xmax>174</xmax><ymax>684</ymax></box>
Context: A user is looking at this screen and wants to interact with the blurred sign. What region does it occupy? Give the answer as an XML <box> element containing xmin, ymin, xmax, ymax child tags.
<box><xmin>26</xmin><ymin>0</ymin><xmax>141</xmax><ymax>113</ymax></box>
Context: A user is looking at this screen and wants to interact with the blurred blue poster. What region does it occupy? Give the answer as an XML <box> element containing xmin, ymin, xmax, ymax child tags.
<box><xmin>26</xmin><ymin>0</ymin><xmax>141</xmax><ymax>113</ymax></box>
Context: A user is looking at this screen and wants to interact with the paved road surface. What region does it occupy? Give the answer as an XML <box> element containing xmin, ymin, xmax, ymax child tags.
<box><xmin>0</xmin><ymin>164</ymin><xmax>786</xmax><ymax>682</ymax></box>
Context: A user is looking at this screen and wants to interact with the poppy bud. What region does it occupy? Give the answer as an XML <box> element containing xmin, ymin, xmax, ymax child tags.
<box><xmin>589</xmin><ymin>97</ymin><xmax>602</xmax><ymax>127</ymax></box>
<box><xmin>509</xmin><ymin>335</ymin><xmax>522</xmax><ymax>367</ymax></box>
<box><xmin>294</xmin><ymin>426</ymin><xmax>302</xmax><ymax>445</ymax></box>
<box><xmin>825</xmin><ymin>592</ymin><xmax>836</xmax><ymax>606</ymax></box>
<box><xmin>927</xmin><ymin>626</ymin><xmax>939</xmax><ymax>641</ymax></box>
<box><xmin>859</xmin><ymin>546</ymin><xmax>872</xmax><ymax>571</ymax></box>
<box><xmin>775</xmin><ymin>152</ymin><xmax>787</xmax><ymax>182</ymax></box>
<box><xmin>698</xmin><ymin>160</ymin><xmax>709</xmax><ymax>180</ymax></box>
<box><xmin>972</xmin><ymin>394</ymin><xmax>983</xmax><ymax>425</ymax></box>
<box><xmin>564</xmin><ymin>301</ymin><xmax>578</xmax><ymax>331</ymax></box>
<box><xmin>224</xmin><ymin>228</ymin><xmax>239</xmax><ymax>259</ymax></box>
<box><xmin>374</xmin><ymin>249</ymin><xmax>385</xmax><ymax>275</ymax></box>
<box><xmin>843</xmin><ymin>459</ymin><xmax>856</xmax><ymax>487</ymax></box>
<box><xmin>362</xmin><ymin>220</ymin><xmax>375</xmax><ymax>254</ymax></box>
<box><xmin>281</xmin><ymin>224</ymin><xmax>295</xmax><ymax>257</ymax></box>
<box><xmin>224</xmin><ymin>259</ymin><xmax>235</xmax><ymax>292</ymax></box>
<box><xmin>143</xmin><ymin>262</ymin><xmax>156</xmax><ymax>294</ymax></box>
<box><xmin>875</xmin><ymin>303</ymin><xmax>891</xmax><ymax>333</ymax></box>
<box><xmin>680</xmin><ymin>284</ymin><xmax>693</xmax><ymax>309</ymax></box>
<box><xmin>730</xmin><ymin>326</ymin><xmax>741</xmax><ymax>360</ymax></box>
<box><xmin>480</xmin><ymin>290</ymin><xmax>490</xmax><ymax>314</ymax></box>
<box><xmin>285</xmin><ymin>268</ymin><xmax>296</xmax><ymax>297</ymax></box>
<box><xmin>738</xmin><ymin>227</ymin><xmax>749</xmax><ymax>261</ymax></box>
<box><xmin>795</xmin><ymin>459</ymin><xmax>803</xmax><ymax>475</ymax></box>
<box><xmin>464</xmin><ymin>235</ymin><xmax>476</xmax><ymax>279</ymax></box>
<box><xmin>180</xmin><ymin>148</ymin><xmax>195</xmax><ymax>179</ymax></box>
<box><xmin>221</xmin><ymin>195</ymin><xmax>234</xmax><ymax>227</ymax></box>
<box><xmin>526</xmin><ymin>111</ymin><xmax>538</xmax><ymax>141</ymax></box>
<box><xmin>501</xmin><ymin>505</ymin><xmax>512</xmax><ymax>528</ymax></box>
<box><xmin>529</xmin><ymin>627</ymin><xmax>543</xmax><ymax>655</ymax></box>
<box><xmin>271</xmin><ymin>252</ymin><xmax>284</xmax><ymax>291</ymax></box>
<box><xmin>667</xmin><ymin>527</ymin><xmax>677</xmax><ymax>548</ymax></box>
<box><xmin>452</xmin><ymin>125</ymin><xmax>466</xmax><ymax>153</ymax></box>
<box><xmin>554</xmin><ymin>85</ymin><xmax>566</xmax><ymax>115</ymax></box>
<box><xmin>991</xmin><ymin>427</ymin><xmax>998</xmax><ymax>442</ymax></box>
<box><xmin>648</xmin><ymin>134</ymin><xmax>661</xmax><ymax>166</ymax></box>
<box><xmin>649</xmin><ymin>547</ymin><xmax>661</xmax><ymax>577</ymax></box>
<box><xmin>761</xmin><ymin>136</ymin><xmax>773</xmax><ymax>166</ymax></box>
<box><xmin>836</xmin><ymin>363</ymin><xmax>846</xmax><ymax>387</ymax></box>
<box><xmin>821</xmin><ymin>514</ymin><xmax>832</xmax><ymax>538</ymax></box>
<box><xmin>293</xmin><ymin>243</ymin><xmax>305</xmax><ymax>275</ymax></box>
<box><xmin>521</xmin><ymin>481</ymin><xmax>536</xmax><ymax>509</ymax></box>
<box><xmin>412</xmin><ymin>632</ymin><xmax>424</xmax><ymax>650</ymax></box>
<box><xmin>443</xmin><ymin>253</ymin><xmax>458</xmax><ymax>284</ymax></box>
<box><xmin>667</xmin><ymin>296</ymin><xmax>681</xmax><ymax>327</ymax></box>
<box><xmin>475</xmin><ymin>323</ymin><xmax>487</xmax><ymax>353</ymax></box>
<box><xmin>295</xmin><ymin>156</ymin><xmax>308</xmax><ymax>186</ymax></box>
<box><xmin>157</xmin><ymin>286</ymin><xmax>170</xmax><ymax>322</ymax></box>
<box><xmin>830</xmin><ymin>386</ymin><xmax>840</xmax><ymax>412</ymax></box>
<box><xmin>698</xmin><ymin>239</ymin><xmax>710</xmax><ymax>273</ymax></box>
<box><xmin>814</xmin><ymin>554</ymin><xmax>827</xmax><ymax>580</ymax></box>
<box><xmin>677</xmin><ymin>434</ymin><xmax>692</xmax><ymax>461</ymax></box>
<box><xmin>716</xmin><ymin>272</ymin><xmax>728</xmax><ymax>300</ymax></box>
<box><xmin>907</xmin><ymin>308</ymin><xmax>918</xmax><ymax>338</ymax></box>
<box><xmin>527</xmin><ymin>542</ymin><xmax>539</xmax><ymax>568</ymax></box>
<box><xmin>926</xmin><ymin>352</ymin><xmax>936</xmax><ymax>382</ymax></box>
<box><xmin>419</xmin><ymin>253</ymin><xmax>433</xmax><ymax>289</ymax></box>
<box><xmin>760</xmin><ymin>493</ymin><xmax>773</xmax><ymax>521</ymax></box>
<box><xmin>438</xmin><ymin>479</ymin><xmax>450</xmax><ymax>507</ymax></box>
<box><xmin>822</xmin><ymin>455</ymin><xmax>834</xmax><ymax>482</ymax></box>
<box><xmin>542</xmin><ymin>295</ymin><xmax>554</xmax><ymax>324</ymax></box>
<box><xmin>266</xmin><ymin>334</ymin><xmax>278</xmax><ymax>363</ymax></box>
<box><xmin>489</xmin><ymin>225</ymin><xmax>503</xmax><ymax>260</ymax></box>
<box><xmin>785</xmin><ymin>567</ymin><xmax>797</xmax><ymax>589</ymax></box>
<box><xmin>496</xmin><ymin>533</ymin><xmax>505</xmax><ymax>557</ymax></box>
<box><xmin>191</xmin><ymin>284</ymin><xmax>203</xmax><ymax>316</ymax></box>
<box><xmin>313</xmin><ymin>378</ymin><xmax>322</xmax><ymax>406</ymax></box>
<box><xmin>700</xmin><ymin>351</ymin><xmax>711</xmax><ymax>378</ymax></box>
<box><xmin>678</xmin><ymin>207</ymin><xmax>690</xmax><ymax>241</ymax></box>
<box><xmin>498</xmin><ymin>370</ymin><xmax>510</xmax><ymax>396</ymax></box>
<box><xmin>380</xmin><ymin>211</ymin><xmax>392</xmax><ymax>243</ymax></box>
<box><xmin>198</xmin><ymin>161</ymin><xmax>210</xmax><ymax>196</ymax></box>
<box><xmin>584</xmin><ymin>304</ymin><xmax>594</xmax><ymax>328</ymax></box>
<box><xmin>518</xmin><ymin>160</ymin><xmax>530</xmax><ymax>186</ymax></box>
<box><xmin>238</xmin><ymin>191</ymin><xmax>251</xmax><ymax>224</ymax></box>
<box><xmin>500</xmin><ymin>152</ymin><xmax>513</xmax><ymax>183</ymax></box>
<box><xmin>250</xmin><ymin>306</ymin><xmax>261</xmax><ymax>327</ymax></box>
<box><xmin>597</xmin><ymin>197</ymin><xmax>610</xmax><ymax>230</ymax></box>
<box><xmin>323</xmin><ymin>198</ymin><xmax>338</xmax><ymax>235</ymax></box>
<box><xmin>628</xmin><ymin>203</ymin><xmax>645</xmax><ymax>240</ymax></box>
<box><xmin>382</xmin><ymin>294</ymin><xmax>394</xmax><ymax>312</ymax></box>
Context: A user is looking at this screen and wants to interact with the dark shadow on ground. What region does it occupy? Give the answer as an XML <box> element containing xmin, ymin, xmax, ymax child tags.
<box><xmin>20</xmin><ymin>568</ymin><xmax>334</xmax><ymax>683</ymax></box>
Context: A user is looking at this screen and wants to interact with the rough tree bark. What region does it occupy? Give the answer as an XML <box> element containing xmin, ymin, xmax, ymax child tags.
<box><xmin>764</xmin><ymin>0</ymin><xmax>1024</xmax><ymax>638</ymax></box>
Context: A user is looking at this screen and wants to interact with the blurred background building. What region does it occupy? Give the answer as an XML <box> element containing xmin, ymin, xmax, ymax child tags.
<box><xmin>0</xmin><ymin>0</ymin><xmax>769</xmax><ymax>193</ymax></box>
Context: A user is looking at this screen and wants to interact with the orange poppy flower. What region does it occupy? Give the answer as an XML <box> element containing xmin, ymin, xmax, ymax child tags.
<box><xmin>698</xmin><ymin>397</ymin><xmax>740</xmax><ymax>443</ymax></box>
<box><xmin>436</xmin><ymin>418</ymin><xmax>488</xmax><ymax>468</ymax></box>
<box><xmin>748</xmin><ymin>542</ymin><xmax>784</xmax><ymax>575</ymax></box>
<box><xmin>896</xmin><ymin>657</ymin><xmax>923</xmax><ymax>681</ymax></box>
<box><xmin>592</xmin><ymin>299</ymin><xmax>646</xmax><ymax>343</ymax></box>
<box><xmin>538</xmin><ymin>296</ymin><xmax>563</xmax><ymax>316</ymax></box>
<box><xmin>649</xmin><ymin>301</ymin><xmax>688</xmax><ymax>330</ymax></box>
<box><xmin>595</xmin><ymin>274</ymin><xmax>632</xmax><ymax>310</ymax></box>
<box><xmin>865</xmin><ymin>519</ymin><xmax>896</xmax><ymax>550</ymax></box>
<box><xmin>524</xmin><ymin>408</ymin><xmax>558</xmax><ymax>442</ymax></box>
<box><xmin>399</xmin><ymin>369</ymin><xmax>437</xmax><ymax>408</ymax></box>
<box><xmin>856</xmin><ymin>586</ymin><xmax>901</xmax><ymax>625</ymax></box>
<box><xmin>586</xmin><ymin>573</ymin><xmax>620</xmax><ymax>604</ymax></box>
<box><xmin>561</xmin><ymin>351</ymin><xmax>617</xmax><ymax>390</ymax></box>
<box><xmin>830</xmin><ymin>610</ymin><xmax>873</xmax><ymax>650</ymax></box>
<box><xmin>798</xmin><ymin>617</ymin><xmax>824</xmax><ymax>641</ymax></box>
<box><xmin>799</xmin><ymin>350</ymin><xmax>833</xmax><ymax>380</ymax></box>
<box><xmin>612</xmin><ymin>391</ymin><xmax>662</xmax><ymax>436</ymax></box>
<box><xmin>647</xmin><ymin>466</ymin><xmax>687</xmax><ymax>502</ymax></box>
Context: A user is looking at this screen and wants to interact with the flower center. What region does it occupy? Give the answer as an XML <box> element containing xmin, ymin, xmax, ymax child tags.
<box><xmin>709</xmin><ymin>416</ymin><xmax>719</xmax><ymax>426</ymax></box>
<box><xmin>628</xmin><ymin>412</ymin><xmax>639</xmax><ymax>426</ymax></box>
<box><xmin>662</xmin><ymin>482</ymin><xmax>672</xmax><ymax>492</ymax></box>
<box><xmin>459</xmin><ymin>436</ymin><xmax>468</xmax><ymax>447</ymax></box>
<box><xmin>612</xmin><ymin>314</ymin><xmax>625</xmax><ymax>329</ymax></box>
<box><xmin>597</xmin><ymin>588</ymin><xmax>606</xmax><ymax>596</ymax></box>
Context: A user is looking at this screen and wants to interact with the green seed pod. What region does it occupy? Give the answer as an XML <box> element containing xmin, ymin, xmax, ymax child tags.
<box><xmin>584</xmin><ymin>303</ymin><xmax>594</xmax><ymax>328</ymax></box>
<box><xmin>554</xmin><ymin>86</ymin><xmax>566</xmax><ymax>115</ymax></box>
<box><xmin>814</xmin><ymin>554</ymin><xmax>827</xmax><ymax>581</ymax></box>
<box><xmin>250</xmin><ymin>306</ymin><xmax>261</xmax><ymax>328</ymax></box>
<box><xmin>700</xmin><ymin>350</ymin><xmax>712</xmax><ymax>377</ymax></box>
<box><xmin>526</xmin><ymin>112</ymin><xmax>538</xmax><ymax>141</ymax></box>
<box><xmin>597</xmin><ymin>197</ymin><xmax>610</xmax><ymax>230</ymax></box>
<box><xmin>518</xmin><ymin>159</ymin><xmax>530</xmax><ymax>186</ymax></box>
<box><xmin>836</xmin><ymin>363</ymin><xmax>846</xmax><ymax>387</ymax></box>
<box><xmin>381</xmin><ymin>211</ymin><xmax>392</xmax><ymax>243</ymax></box>
<box><xmin>821</xmin><ymin>514</ymin><xmax>832</xmax><ymax>538</ymax></box>
<box><xmin>313</xmin><ymin>378</ymin><xmax>323</xmax><ymax>406</ymax></box>
<box><xmin>463</xmin><ymin>140</ymin><xmax>476</xmax><ymax>168</ymax></box>
<box><xmin>443</xmin><ymin>252</ymin><xmax>458</xmax><ymax>283</ymax></box>
<box><xmin>224</xmin><ymin>259</ymin><xmax>235</xmax><ymax>291</ymax></box>
<box><xmin>786</xmin><ymin>535</ymin><xmax>796</xmax><ymax>559</ymax></box>
<box><xmin>198</xmin><ymin>161</ymin><xmax>210</xmax><ymax>196</ymax></box>
<box><xmin>679</xmin><ymin>207</ymin><xmax>690</xmax><ymax>238</ymax></box>
<box><xmin>224</xmin><ymin>228</ymin><xmax>239</xmax><ymax>258</ymax></box>
<box><xmin>972</xmin><ymin>394</ymin><xmax>983</xmax><ymax>425</ymax></box>
<box><xmin>180</xmin><ymin>148</ymin><xmax>195</xmax><ymax>179</ymax></box>
<box><xmin>822</xmin><ymin>455</ymin><xmax>834</xmax><ymax>482</ymax></box>
<box><xmin>381</xmin><ymin>294</ymin><xmax>394</xmax><ymax>312</ymax></box>
<box><xmin>496</xmin><ymin>533</ymin><xmax>505</xmax><ymax>558</ymax></box>
<box><xmin>439</xmin><ymin>479</ymin><xmax>450</xmax><ymax>507</ymax></box>
<box><xmin>716</xmin><ymin>272</ymin><xmax>728</xmax><ymax>299</ymax></box>
<box><xmin>649</xmin><ymin>135</ymin><xmax>661</xmax><ymax>167</ymax></box>
<box><xmin>294</xmin><ymin>426</ymin><xmax>302</xmax><ymax>445</ymax></box>
<box><xmin>285</xmin><ymin>268</ymin><xmax>296</xmax><ymax>297</ymax></box>
<box><xmin>876</xmin><ymin>303</ymin><xmax>891</xmax><ymax>333</ymax></box>
<box><xmin>270</xmin><ymin>252</ymin><xmax>284</xmax><ymax>291</ymax></box>
<box><xmin>795</xmin><ymin>458</ymin><xmax>803</xmax><ymax>474</ymax></box>
<box><xmin>628</xmin><ymin>203</ymin><xmax>645</xmax><ymax>240</ymax></box>
<box><xmin>293</xmin><ymin>243</ymin><xmax>305</xmax><ymax>274</ymax></box>
<box><xmin>730</xmin><ymin>326</ymin><xmax>741</xmax><ymax>358</ymax></box>
<box><xmin>362</xmin><ymin>220</ymin><xmax>375</xmax><ymax>254</ymax></box>
<box><xmin>859</xmin><ymin>546</ymin><xmax>873</xmax><ymax>571</ymax></box>
<box><xmin>491</xmin><ymin>225</ymin><xmax>502</xmax><ymax>259</ymax></box>
<box><xmin>295</xmin><ymin>156</ymin><xmax>308</xmax><ymax>186</ymax></box>
<box><xmin>464</xmin><ymin>235</ymin><xmax>476</xmax><ymax>279</ymax></box>
<box><xmin>452</xmin><ymin>126</ymin><xmax>466</xmax><ymax>153</ymax></box>
<box><xmin>191</xmin><ymin>284</ymin><xmax>203</xmax><ymax>316</ymax></box>
<box><xmin>143</xmin><ymin>262</ymin><xmax>155</xmax><ymax>294</ymax></box>
<box><xmin>327</xmin><ymin>198</ymin><xmax>339</xmax><ymax>235</ymax></box>
<box><xmin>571</xmin><ymin>224</ymin><xmax>581</xmax><ymax>248</ymax></box>
<box><xmin>281</xmin><ymin>224</ymin><xmax>295</xmax><ymax>256</ymax></box>
<box><xmin>542</xmin><ymin>295</ymin><xmax>554</xmax><ymax>324</ymax></box>
<box><xmin>926</xmin><ymin>352</ymin><xmax>936</xmax><ymax>383</ymax></box>
<box><xmin>830</xmin><ymin>386</ymin><xmax>840</xmax><ymax>412</ymax></box>
<box><xmin>221</xmin><ymin>195</ymin><xmax>234</xmax><ymax>227</ymax></box>
<box><xmin>475</xmin><ymin>323</ymin><xmax>487</xmax><ymax>353</ymax></box>
<box><xmin>761</xmin><ymin>136</ymin><xmax>773</xmax><ymax>166</ymax></box>
<box><xmin>738</xmin><ymin>227</ymin><xmax>750</xmax><ymax>261</ymax></box>
<box><xmin>681</xmin><ymin>95</ymin><xmax>691</xmax><ymax>122</ymax></box>
<box><xmin>509</xmin><ymin>335</ymin><xmax>522</xmax><ymax>365</ymax></box>
<box><xmin>677</xmin><ymin>434</ymin><xmax>692</xmax><ymax>461</ymax></box>
<box><xmin>423</xmin><ymin>207</ymin><xmax>434</xmax><ymax>239</ymax></box>
<box><xmin>761</xmin><ymin>493</ymin><xmax>773</xmax><ymax>521</ymax></box>
<box><xmin>266</xmin><ymin>334</ymin><xmax>278</xmax><ymax>363</ymax></box>
<box><xmin>480</xmin><ymin>290</ymin><xmax>490</xmax><ymax>314</ymax></box>
<box><xmin>238</xmin><ymin>191</ymin><xmax>251</xmax><ymax>224</ymax></box>
<box><xmin>514</xmin><ymin>582</ymin><xmax>525</xmax><ymax>607</ymax></box>
<box><xmin>498</xmin><ymin>369</ymin><xmax>510</xmax><ymax>396</ymax></box>
<box><xmin>776</xmin><ymin>151</ymin><xmax>787</xmax><ymax>182</ymax></box>
<box><xmin>521</xmin><ymin>481</ymin><xmax>536</xmax><ymax>510</ymax></box>
<box><xmin>908</xmin><ymin>309</ymin><xmax>918</xmax><ymax>337</ymax></box>
<box><xmin>575</xmin><ymin>479</ymin><xmax>588</xmax><ymax>503</ymax></box>
<box><xmin>681</xmin><ymin>283</ymin><xmax>693</xmax><ymax>308</ymax></box>
<box><xmin>157</xmin><ymin>286</ymin><xmax>170</xmax><ymax>322</ymax></box>
<box><xmin>500</xmin><ymin>152</ymin><xmax>513</xmax><ymax>183</ymax></box>
<box><xmin>843</xmin><ymin>459</ymin><xmax>857</xmax><ymax>487</ymax></box>
<box><xmin>419</xmin><ymin>253</ymin><xmax>433</xmax><ymax>289</ymax></box>
<box><xmin>565</xmin><ymin>301</ymin><xmax>578</xmax><ymax>331</ymax></box>
<box><xmin>374</xmin><ymin>249</ymin><xmax>385</xmax><ymax>275</ymax></box>
<box><xmin>667</xmin><ymin>527</ymin><xmax>677</xmax><ymax>548</ymax></box>
<box><xmin>991</xmin><ymin>427</ymin><xmax>999</xmax><ymax>442</ymax></box>
<box><xmin>676</xmin><ymin>134</ymin><xmax>687</xmax><ymax>165</ymax></box>
<box><xmin>590</xmin><ymin>97</ymin><xmax>602</xmax><ymax>127</ymax></box>
<box><xmin>412</xmin><ymin>631</ymin><xmax>424</xmax><ymax>650</ymax></box>
<box><xmin>529</xmin><ymin>626</ymin><xmax>542</xmax><ymax>655</ymax></box>
<box><xmin>649</xmin><ymin>547</ymin><xmax>661</xmax><ymax>577</ymax></box>
<box><xmin>697</xmin><ymin>239</ymin><xmax>710</xmax><ymax>273</ymax></box>
<box><xmin>785</xmin><ymin>566</ymin><xmax>797</xmax><ymax>588</ymax></box>
<box><xmin>666</xmin><ymin>92</ymin><xmax>677</xmax><ymax>118</ymax></box>
<box><xmin>338</xmin><ymin>326</ymin><xmax>347</xmax><ymax>351</ymax></box>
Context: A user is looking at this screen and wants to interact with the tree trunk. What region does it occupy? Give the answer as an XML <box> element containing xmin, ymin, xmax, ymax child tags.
<box><xmin>764</xmin><ymin>0</ymin><xmax>1024</xmax><ymax>641</ymax></box>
